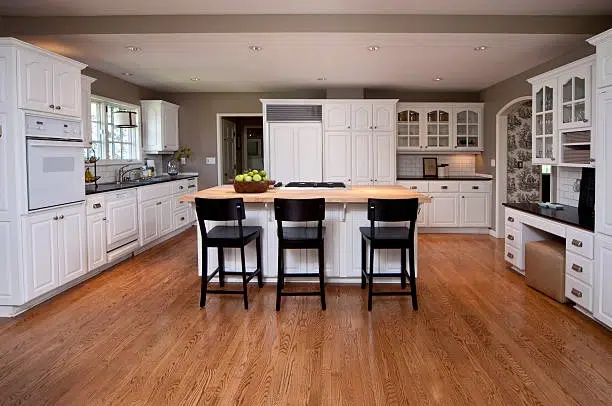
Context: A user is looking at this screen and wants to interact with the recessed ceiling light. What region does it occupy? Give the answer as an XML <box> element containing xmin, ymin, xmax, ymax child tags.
<box><xmin>474</xmin><ymin>45</ymin><xmax>488</xmax><ymax>51</ymax></box>
<box><xmin>122</xmin><ymin>72</ymin><xmax>133</xmax><ymax>76</ymax></box>
<box><xmin>367</xmin><ymin>45</ymin><xmax>380</xmax><ymax>52</ymax></box>
<box><xmin>433</xmin><ymin>77</ymin><xmax>443</xmax><ymax>82</ymax></box>
<box><xmin>316</xmin><ymin>77</ymin><xmax>327</xmax><ymax>81</ymax></box>
<box><xmin>249</xmin><ymin>45</ymin><xmax>263</xmax><ymax>51</ymax></box>
<box><xmin>126</xmin><ymin>46</ymin><xmax>141</xmax><ymax>52</ymax></box>
<box><xmin>190</xmin><ymin>77</ymin><xmax>200</xmax><ymax>82</ymax></box>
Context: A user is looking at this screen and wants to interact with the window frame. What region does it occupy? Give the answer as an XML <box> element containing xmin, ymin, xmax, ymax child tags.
<box><xmin>89</xmin><ymin>95</ymin><xmax>142</xmax><ymax>165</ymax></box>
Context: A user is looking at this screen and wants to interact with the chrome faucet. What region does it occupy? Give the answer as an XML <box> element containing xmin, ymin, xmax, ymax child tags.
<box><xmin>116</xmin><ymin>164</ymin><xmax>143</xmax><ymax>184</ymax></box>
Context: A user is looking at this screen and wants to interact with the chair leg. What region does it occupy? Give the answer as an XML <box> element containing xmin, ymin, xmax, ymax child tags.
<box><xmin>200</xmin><ymin>246</ymin><xmax>208</xmax><ymax>308</ymax></box>
<box><xmin>218</xmin><ymin>247</ymin><xmax>225</xmax><ymax>287</ymax></box>
<box><xmin>276</xmin><ymin>246</ymin><xmax>283</xmax><ymax>311</ymax></box>
<box><xmin>256</xmin><ymin>236</ymin><xmax>263</xmax><ymax>288</ymax></box>
<box><xmin>408</xmin><ymin>247</ymin><xmax>418</xmax><ymax>311</ymax></box>
<box><xmin>368</xmin><ymin>244</ymin><xmax>374</xmax><ymax>311</ymax></box>
<box><xmin>319</xmin><ymin>243</ymin><xmax>326</xmax><ymax>311</ymax></box>
<box><xmin>361</xmin><ymin>237</ymin><xmax>366</xmax><ymax>289</ymax></box>
<box><xmin>240</xmin><ymin>245</ymin><xmax>249</xmax><ymax>310</ymax></box>
<box><xmin>400</xmin><ymin>248</ymin><xmax>407</xmax><ymax>289</ymax></box>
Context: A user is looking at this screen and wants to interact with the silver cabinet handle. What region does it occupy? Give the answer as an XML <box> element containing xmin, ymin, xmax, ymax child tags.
<box><xmin>441</xmin><ymin>185</ymin><xmax>448</xmax><ymax>190</ymax></box>
<box><xmin>508</xmin><ymin>216</ymin><xmax>514</xmax><ymax>222</ymax></box>
<box><xmin>59</xmin><ymin>215</ymin><xmax>64</xmax><ymax>220</ymax></box>
<box><xmin>472</xmin><ymin>186</ymin><xmax>479</xmax><ymax>190</ymax></box>
<box><xmin>53</xmin><ymin>216</ymin><xmax>59</xmax><ymax>220</ymax></box>
<box><xmin>571</xmin><ymin>264</ymin><xmax>583</xmax><ymax>273</ymax></box>
<box><xmin>507</xmin><ymin>252</ymin><xmax>514</xmax><ymax>259</ymax></box>
<box><xmin>583</xmin><ymin>119</ymin><xmax>589</xmax><ymax>123</ymax></box>
<box><xmin>55</xmin><ymin>106</ymin><xmax>61</xmax><ymax>110</ymax></box>
<box><xmin>551</xmin><ymin>157</ymin><xmax>556</xmax><ymax>161</ymax></box>
<box><xmin>571</xmin><ymin>239</ymin><xmax>583</xmax><ymax>248</ymax></box>
<box><xmin>507</xmin><ymin>234</ymin><xmax>514</xmax><ymax>241</ymax></box>
<box><xmin>571</xmin><ymin>288</ymin><xmax>583</xmax><ymax>298</ymax></box>
<box><xmin>156</xmin><ymin>202</ymin><xmax>162</xmax><ymax>206</ymax></box>
<box><xmin>410</xmin><ymin>186</ymin><xmax>417</xmax><ymax>190</ymax></box>
<box><xmin>93</xmin><ymin>203</ymin><xmax>102</xmax><ymax>209</ymax></box>
<box><xmin>49</xmin><ymin>104</ymin><xmax>55</xmax><ymax>109</ymax></box>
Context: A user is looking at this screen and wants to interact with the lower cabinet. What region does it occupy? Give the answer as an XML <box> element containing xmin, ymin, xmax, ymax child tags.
<box><xmin>140</xmin><ymin>197</ymin><xmax>173</xmax><ymax>246</ymax></box>
<box><xmin>22</xmin><ymin>204</ymin><xmax>86</xmax><ymax>301</ymax></box>
<box><xmin>428</xmin><ymin>193</ymin><xmax>460</xmax><ymax>227</ymax></box>
<box><xmin>87</xmin><ymin>213</ymin><xmax>107</xmax><ymax>271</ymax></box>
<box><xmin>459</xmin><ymin>192</ymin><xmax>490</xmax><ymax>227</ymax></box>
<box><xmin>594</xmin><ymin>234</ymin><xmax>612</xmax><ymax>328</ymax></box>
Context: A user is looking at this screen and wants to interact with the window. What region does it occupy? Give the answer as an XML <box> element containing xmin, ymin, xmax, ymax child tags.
<box><xmin>89</xmin><ymin>96</ymin><xmax>141</xmax><ymax>161</ymax></box>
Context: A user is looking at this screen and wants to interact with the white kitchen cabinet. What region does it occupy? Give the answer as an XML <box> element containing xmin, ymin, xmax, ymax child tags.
<box><xmin>323</xmin><ymin>131</ymin><xmax>352</xmax><ymax>183</ymax></box>
<box><xmin>428</xmin><ymin>193</ymin><xmax>460</xmax><ymax>227</ymax></box>
<box><xmin>0</xmin><ymin>113</ymin><xmax>10</xmax><ymax>218</ymax></box>
<box><xmin>106</xmin><ymin>192</ymin><xmax>139</xmax><ymax>251</ymax></box>
<box><xmin>57</xmin><ymin>206</ymin><xmax>87</xmax><ymax>284</ymax></box>
<box><xmin>372</xmin><ymin>103</ymin><xmax>394</xmax><ymax>131</ymax></box>
<box><xmin>459</xmin><ymin>192</ymin><xmax>490</xmax><ymax>227</ymax></box>
<box><xmin>425</xmin><ymin>108</ymin><xmax>452</xmax><ymax>150</ymax></box>
<box><xmin>588</xmin><ymin>28</ymin><xmax>612</xmax><ymax>89</ymax></box>
<box><xmin>141</xmin><ymin>100</ymin><xmax>180</xmax><ymax>153</ymax></box>
<box><xmin>351</xmin><ymin>104</ymin><xmax>372</xmax><ymax>131</ymax></box>
<box><xmin>454</xmin><ymin>106</ymin><xmax>483</xmax><ymax>150</ymax></box>
<box><xmin>373</xmin><ymin>131</ymin><xmax>395</xmax><ymax>184</ymax></box>
<box><xmin>594</xmin><ymin>234</ymin><xmax>612</xmax><ymax>328</ymax></box>
<box><xmin>558</xmin><ymin>65</ymin><xmax>592</xmax><ymax>130</ymax></box>
<box><xmin>324</xmin><ymin>103</ymin><xmax>351</xmax><ymax>131</ymax></box>
<box><xmin>596</xmin><ymin>89</ymin><xmax>612</xmax><ymax>237</ymax></box>
<box><xmin>87</xmin><ymin>213</ymin><xmax>107</xmax><ymax>271</ymax></box>
<box><xmin>416</xmin><ymin>203</ymin><xmax>428</xmax><ymax>227</ymax></box>
<box><xmin>17</xmin><ymin>48</ymin><xmax>83</xmax><ymax>118</ymax></box>
<box><xmin>351</xmin><ymin>131</ymin><xmax>373</xmax><ymax>185</ymax></box>
<box><xmin>159</xmin><ymin>197</ymin><xmax>173</xmax><ymax>237</ymax></box>
<box><xmin>397</xmin><ymin>107</ymin><xmax>423</xmax><ymax>150</ymax></box>
<box><xmin>81</xmin><ymin>75</ymin><xmax>96</xmax><ymax>147</ymax></box>
<box><xmin>269</xmin><ymin>122</ymin><xmax>322</xmax><ymax>184</ymax></box>
<box><xmin>140</xmin><ymin>200</ymin><xmax>159</xmax><ymax>246</ymax></box>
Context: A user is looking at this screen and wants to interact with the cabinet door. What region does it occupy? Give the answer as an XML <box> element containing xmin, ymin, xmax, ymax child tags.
<box><xmin>559</xmin><ymin>65</ymin><xmax>592</xmax><ymax>130</ymax></box>
<box><xmin>268</xmin><ymin>123</ymin><xmax>296</xmax><ymax>184</ymax></box>
<box><xmin>397</xmin><ymin>107</ymin><xmax>423</xmax><ymax>150</ymax></box>
<box><xmin>373</xmin><ymin>131</ymin><xmax>395</xmax><ymax>184</ymax></box>
<box><xmin>0</xmin><ymin>113</ymin><xmax>10</xmax><ymax>217</ymax></box>
<box><xmin>351</xmin><ymin>131</ymin><xmax>373</xmax><ymax>185</ymax></box>
<box><xmin>596</xmin><ymin>90</ymin><xmax>612</xmax><ymax>236</ymax></box>
<box><xmin>324</xmin><ymin>131</ymin><xmax>352</xmax><ymax>183</ymax></box>
<box><xmin>594</xmin><ymin>234</ymin><xmax>612</xmax><ymax>328</ymax></box>
<box><xmin>57</xmin><ymin>206</ymin><xmax>87</xmax><ymax>284</ymax></box>
<box><xmin>532</xmin><ymin>80</ymin><xmax>557</xmax><ymax>164</ymax></box>
<box><xmin>351</xmin><ymin>103</ymin><xmax>373</xmax><ymax>131</ymax></box>
<box><xmin>140</xmin><ymin>200</ymin><xmax>159</xmax><ymax>246</ymax></box>
<box><xmin>459</xmin><ymin>193</ymin><xmax>490</xmax><ymax>227</ymax></box>
<box><xmin>17</xmin><ymin>49</ymin><xmax>54</xmax><ymax>113</ymax></box>
<box><xmin>158</xmin><ymin>197</ymin><xmax>174</xmax><ymax>237</ymax></box>
<box><xmin>53</xmin><ymin>63</ymin><xmax>81</xmax><ymax>117</ymax></box>
<box><xmin>372</xmin><ymin>103</ymin><xmax>394</xmax><ymax>131</ymax></box>
<box><xmin>425</xmin><ymin>108</ymin><xmax>452</xmax><ymax>150</ymax></box>
<box><xmin>106</xmin><ymin>196</ymin><xmax>139</xmax><ymax>248</ymax></box>
<box><xmin>417</xmin><ymin>202</ymin><xmax>428</xmax><ymax>227</ymax></box>
<box><xmin>87</xmin><ymin>213</ymin><xmax>107</xmax><ymax>271</ymax></box>
<box><xmin>162</xmin><ymin>103</ymin><xmax>179</xmax><ymax>151</ymax></box>
<box><xmin>294</xmin><ymin>123</ymin><xmax>323</xmax><ymax>182</ymax></box>
<box><xmin>142</xmin><ymin>103</ymin><xmax>162</xmax><ymax>152</ymax></box>
<box><xmin>324</xmin><ymin>103</ymin><xmax>351</xmax><ymax>131</ymax></box>
<box><xmin>454</xmin><ymin>107</ymin><xmax>482</xmax><ymax>150</ymax></box>
<box><xmin>81</xmin><ymin>76</ymin><xmax>94</xmax><ymax>146</ymax></box>
<box><xmin>23</xmin><ymin>211</ymin><xmax>59</xmax><ymax>301</ymax></box>
<box><xmin>428</xmin><ymin>193</ymin><xmax>460</xmax><ymax>227</ymax></box>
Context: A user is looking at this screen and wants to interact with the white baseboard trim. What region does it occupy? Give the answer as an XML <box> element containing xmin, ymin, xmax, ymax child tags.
<box><xmin>135</xmin><ymin>223</ymin><xmax>195</xmax><ymax>256</ymax></box>
<box><xmin>420</xmin><ymin>227</ymin><xmax>490</xmax><ymax>234</ymax></box>
<box><xmin>489</xmin><ymin>229</ymin><xmax>502</xmax><ymax>238</ymax></box>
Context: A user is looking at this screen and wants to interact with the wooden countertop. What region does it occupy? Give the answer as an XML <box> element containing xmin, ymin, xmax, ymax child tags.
<box><xmin>181</xmin><ymin>185</ymin><xmax>431</xmax><ymax>204</ymax></box>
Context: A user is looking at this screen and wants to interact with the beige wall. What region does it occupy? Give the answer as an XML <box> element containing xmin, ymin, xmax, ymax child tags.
<box><xmin>365</xmin><ymin>89</ymin><xmax>481</xmax><ymax>102</ymax></box>
<box><xmin>83</xmin><ymin>67</ymin><xmax>160</xmax><ymax>105</ymax></box>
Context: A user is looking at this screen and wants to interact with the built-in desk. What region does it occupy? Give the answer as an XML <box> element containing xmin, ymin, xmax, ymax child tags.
<box><xmin>503</xmin><ymin>203</ymin><xmax>595</xmax><ymax>314</ymax></box>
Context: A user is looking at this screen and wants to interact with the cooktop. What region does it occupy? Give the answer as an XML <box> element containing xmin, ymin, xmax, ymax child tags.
<box><xmin>284</xmin><ymin>182</ymin><xmax>346</xmax><ymax>188</ymax></box>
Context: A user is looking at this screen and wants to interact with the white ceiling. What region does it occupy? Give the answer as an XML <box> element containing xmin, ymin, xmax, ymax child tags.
<box><xmin>3</xmin><ymin>0</ymin><xmax>612</xmax><ymax>16</ymax></box>
<box><xmin>23</xmin><ymin>33</ymin><xmax>589</xmax><ymax>92</ymax></box>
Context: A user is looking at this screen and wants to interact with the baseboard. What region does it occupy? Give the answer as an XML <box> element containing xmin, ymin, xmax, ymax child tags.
<box><xmin>135</xmin><ymin>223</ymin><xmax>195</xmax><ymax>255</ymax></box>
<box><xmin>420</xmin><ymin>227</ymin><xmax>490</xmax><ymax>234</ymax></box>
<box><xmin>489</xmin><ymin>229</ymin><xmax>502</xmax><ymax>238</ymax></box>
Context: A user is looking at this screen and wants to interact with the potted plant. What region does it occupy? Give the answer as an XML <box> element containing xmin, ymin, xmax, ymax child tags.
<box><xmin>174</xmin><ymin>146</ymin><xmax>192</xmax><ymax>170</ymax></box>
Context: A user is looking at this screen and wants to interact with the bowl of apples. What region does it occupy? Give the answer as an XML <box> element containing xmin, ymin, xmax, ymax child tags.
<box><xmin>233</xmin><ymin>170</ymin><xmax>273</xmax><ymax>193</ymax></box>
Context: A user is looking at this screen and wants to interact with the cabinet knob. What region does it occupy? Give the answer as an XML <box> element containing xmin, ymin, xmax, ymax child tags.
<box><xmin>53</xmin><ymin>216</ymin><xmax>58</xmax><ymax>220</ymax></box>
<box><xmin>508</xmin><ymin>216</ymin><xmax>514</xmax><ymax>222</ymax></box>
<box><xmin>59</xmin><ymin>215</ymin><xmax>64</xmax><ymax>220</ymax></box>
<box><xmin>347</xmin><ymin>178</ymin><xmax>351</xmax><ymax>182</ymax></box>
<box><xmin>374</xmin><ymin>126</ymin><xmax>377</xmax><ymax>129</ymax></box>
<box><xmin>88</xmin><ymin>141</ymin><xmax>93</xmax><ymax>145</ymax></box>
<box><xmin>461</xmin><ymin>196</ymin><xmax>465</xmax><ymax>198</ymax></box>
<box><xmin>570</xmin><ymin>288</ymin><xmax>583</xmax><ymax>298</ymax></box>
<box><xmin>420</xmin><ymin>146</ymin><xmax>423</xmax><ymax>149</ymax></box>
<box><xmin>180</xmin><ymin>217</ymin><xmax>185</xmax><ymax>221</ymax></box>
<box><xmin>156</xmin><ymin>202</ymin><xmax>162</xmax><ymax>206</ymax></box>
<box><xmin>93</xmin><ymin>203</ymin><xmax>102</xmax><ymax>209</ymax></box>
<box><xmin>551</xmin><ymin>157</ymin><xmax>556</xmax><ymax>161</ymax></box>
<box><xmin>441</xmin><ymin>185</ymin><xmax>448</xmax><ymax>190</ymax></box>
<box><xmin>347</xmin><ymin>126</ymin><xmax>351</xmax><ymax>129</ymax></box>
<box><xmin>571</xmin><ymin>264</ymin><xmax>583</xmax><ymax>273</ymax></box>
<box><xmin>179</xmin><ymin>186</ymin><xmax>184</xmax><ymax>190</ymax></box>
<box><xmin>164</xmin><ymin>145</ymin><xmax>167</xmax><ymax>148</ymax></box>
<box><xmin>55</xmin><ymin>106</ymin><xmax>61</xmax><ymax>110</ymax></box>
<box><xmin>506</xmin><ymin>252</ymin><xmax>514</xmax><ymax>259</ymax></box>
<box><xmin>472</xmin><ymin>186</ymin><xmax>479</xmax><ymax>190</ymax></box>
<box><xmin>571</xmin><ymin>239</ymin><xmax>583</xmax><ymax>248</ymax></box>
<box><xmin>369</xmin><ymin>126</ymin><xmax>372</xmax><ymax>129</ymax></box>
<box><xmin>583</xmin><ymin>119</ymin><xmax>589</xmax><ymax>123</ymax></box>
<box><xmin>49</xmin><ymin>104</ymin><xmax>55</xmax><ymax>109</ymax></box>
<box><xmin>507</xmin><ymin>234</ymin><xmax>514</xmax><ymax>241</ymax></box>
<box><xmin>589</xmin><ymin>158</ymin><xmax>595</xmax><ymax>163</ymax></box>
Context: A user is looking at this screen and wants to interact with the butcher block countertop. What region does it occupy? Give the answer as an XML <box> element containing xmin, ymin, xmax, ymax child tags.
<box><xmin>181</xmin><ymin>185</ymin><xmax>431</xmax><ymax>204</ymax></box>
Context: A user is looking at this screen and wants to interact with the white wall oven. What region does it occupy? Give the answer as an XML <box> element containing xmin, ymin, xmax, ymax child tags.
<box><xmin>25</xmin><ymin>115</ymin><xmax>85</xmax><ymax>211</ymax></box>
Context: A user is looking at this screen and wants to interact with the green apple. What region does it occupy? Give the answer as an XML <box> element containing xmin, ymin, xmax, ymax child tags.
<box><xmin>253</xmin><ymin>174</ymin><xmax>262</xmax><ymax>182</ymax></box>
<box><xmin>258</xmin><ymin>170</ymin><xmax>266</xmax><ymax>177</ymax></box>
<box><xmin>244</xmin><ymin>175</ymin><xmax>253</xmax><ymax>182</ymax></box>
<box><xmin>235</xmin><ymin>174</ymin><xmax>244</xmax><ymax>182</ymax></box>
<box><xmin>262</xmin><ymin>175</ymin><xmax>268</xmax><ymax>181</ymax></box>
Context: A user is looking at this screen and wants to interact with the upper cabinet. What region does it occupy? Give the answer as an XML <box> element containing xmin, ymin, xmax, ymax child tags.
<box><xmin>324</xmin><ymin>102</ymin><xmax>395</xmax><ymax>132</ymax></box>
<box><xmin>532</xmin><ymin>79</ymin><xmax>557</xmax><ymax>164</ymax></box>
<box><xmin>81</xmin><ymin>75</ymin><xmax>96</xmax><ymax>147</ymax></box>
<box><xmin>558</xmin><ymin>65</ymin><xmax>592</xmax><ymax>130</ymax></box>
<box><xmin>17</xmin><ymin>47</ymin><xmax>85</xmax><ymax>118</ymax></box>
<box><xmin>587</xmin><ymin>28</ymin><xmax>612</xmax><ymax>89</ymax></box>
<box><xmin>141</xmin><ymin>100</ymin><xmax>180</xmax><ymax>153</ymax></box>
<box><xmin>397</xmin><ymin>103</ymin><xmax>483</xmax><ymax>153</ymax></box>
<box><xmin>324</xmin><ymin>103</ymin><xmax>351</xmax><ymax>131</ymax></box>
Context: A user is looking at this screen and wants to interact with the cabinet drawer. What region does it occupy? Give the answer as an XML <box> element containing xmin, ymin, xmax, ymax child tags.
<box><xmin>505</xmin><ymin>244</ymin><xmax>522</xmax><ymax>269</ymax></box>
<box><xmin>566</xmin><ymin>227</ymin><xmax>594</xmax><ymax>259</ymax></box>
<box><xmin>428</xmin><ymin>181</ymin><xmax>459</xmax><ymax>193</ymax></box>
<box><xmin>139</xmin><ymin>182</ymin><xmax>173</xmax><ymax>202</ymax></box>
<box><xmin>565</xmin><ymin>252</ymin><xmax>593</xmax><ymax>286</ymax></box>
<box><xmin>106</xmin><ymin>188</ymin><xmax>137</xmax><ymax>202</ymax></box>
<box><xmin>173</xmin><ymin>194</ymin><xmax>190</xmax><ymax>212</ymax></box>
<box><xmin>505</xmin><ymin>209</ymin><xmax>521</xmax><ymax>227</ymax></box>
<box><xmin>173</xmin><ymin>180</ymin><xmax>189</xmax><ymax>194</ymax></box>
<box><xmin>565</xmin><ymin>275</ymin><xmax>593</xmax><ymax>312</ymax></box>
<box><xmin>459</xmin><ymin>181</ymin><xmax>491</xmax><ymax>193</ymax></box>
<box><xmin>86</xmin><ymin>195</ymin><xmax>106</xmax><ymax>215</ymax></box>
<box><xmin>505</xmin><ymin>225</ymin><xmax>522</xmax><ymax>249</ymax></box>
<box><xmin>398</xmin><ymin>181</ymin><xmax>429</xmax><ymax>193</ymax></box>
<box><xmin>174</xmin><ymin>210</ymin><xmax>190</xmax><ymax>229</ymax></box>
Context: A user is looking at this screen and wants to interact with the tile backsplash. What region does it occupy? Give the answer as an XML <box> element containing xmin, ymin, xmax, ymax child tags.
<box><xmin>84</xmin><ymin>154</ymin><xmax>164</xmax><ymax>184</ymax></box>
<box><xmin>397</xmin><ymin>154</ymin><xmax>476</xmax><ymax>177</ymax></box>
<box><xmin>557</xmin><ymin>167</ymin><xmax>582</xmax><ymax>207</ymax></box>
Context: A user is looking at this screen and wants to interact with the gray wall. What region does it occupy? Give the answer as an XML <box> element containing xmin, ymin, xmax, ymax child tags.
<box><xmin>365</xmin><ymin>89</ymin><xmax>481</xmax><ymax>102</ymax></box>
<box><xmin>84</xmin><ymin>67</ymin><xmax>160</xmax><ymax>105</ymax></box>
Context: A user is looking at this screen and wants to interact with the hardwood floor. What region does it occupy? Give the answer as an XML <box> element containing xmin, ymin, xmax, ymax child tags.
<box><xmin>0</xmin><ymin>230</ymin><xmax>611</xmax><ymax>405</ymax></box>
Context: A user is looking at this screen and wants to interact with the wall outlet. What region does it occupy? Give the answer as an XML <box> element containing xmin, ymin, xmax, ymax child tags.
<box><xmin>490</xmin><ymin>159</ymin><xmax>496</xmax><ymax>168</ymax></box>
<box><xmin>205</xmin><ymin>157</ymin><xmax>216</xmax><ymax>165</ymax></box>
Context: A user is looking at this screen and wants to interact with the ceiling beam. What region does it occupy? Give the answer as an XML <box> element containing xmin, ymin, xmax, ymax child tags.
<box><xmin>2</xmin><ymin>14</ymin><xmax>611</xmax><ymax>36</ymax></box>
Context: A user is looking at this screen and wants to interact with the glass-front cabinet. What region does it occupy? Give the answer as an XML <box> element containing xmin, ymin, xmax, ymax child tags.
<box><xmin>397</xmin><ymin>108</ymin><xmax>422</xmax><ymax>149</ymax></box>
<box><xmin>425</xmin><ymin>109</ymin><xmax>451</xmax><ymax>149</ymax></box>
<box><xmin>532</xmin><ymin>79</ymin><xmax>557</xmax><ymax>164</ymax></box>
<box><xmin>558</xmin><ymin>65</ymin><xmax>592</xmax><ymax>130</ymax></box>
<box><xmin>454</xmin><ymin>107</ymin><xmax>482</xmax><ymax>150</ymax></box>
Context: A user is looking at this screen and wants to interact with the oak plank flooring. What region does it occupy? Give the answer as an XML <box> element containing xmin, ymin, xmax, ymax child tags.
<box><xmin>0</xmin><ymin>230</ymin><xmax>611</xmax><ymax>405</ymax></box>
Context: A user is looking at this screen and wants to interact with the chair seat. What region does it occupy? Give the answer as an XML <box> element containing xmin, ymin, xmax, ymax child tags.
<box><xmin>205</xmin><ymin>226</ymin><xmax>261</xmax><ymax>246</ymax></box>
<box><xmin>279</xmin><ymin>226</ymin><xmax>325</xmax><ymax>241</ymax></box>
<box><xmin>360</xmin><ymin>227</ymin><xmax>412</xmax><ymax>245</ymax></box>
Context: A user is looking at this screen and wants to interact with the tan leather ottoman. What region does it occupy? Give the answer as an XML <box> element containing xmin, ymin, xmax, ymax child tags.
<box><xmin>525</xmin><ymin>239</ymin><xmax>568</xmax><ymax>303</ymax></box>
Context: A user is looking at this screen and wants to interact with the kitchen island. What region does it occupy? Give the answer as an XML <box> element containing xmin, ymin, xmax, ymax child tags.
<box><xmin>181</xmin><ymin>186</ymin><xmax>431</xmax><ymax>282</ymax></box>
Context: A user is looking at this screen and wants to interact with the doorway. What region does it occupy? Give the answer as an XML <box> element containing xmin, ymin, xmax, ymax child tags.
<box><xmin>216</xmin><ymin>114</ymin><xmax>263</xmax><ymax>185</ymax></box>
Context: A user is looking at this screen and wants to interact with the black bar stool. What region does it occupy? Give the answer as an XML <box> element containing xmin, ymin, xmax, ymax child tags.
<box><xmin>195</xmin><ymin>197</ymin><xmax>263</xmax><ymax>310</ymax></box>
<box><xmin>274</xmin><ymin>198</ymin><xmax>326</xmax><ymax>311</ymax></box>
<box><xmin>360</xmin><ymin>198</ymin><xmax>419</xmax><ymax>311</ymax></box>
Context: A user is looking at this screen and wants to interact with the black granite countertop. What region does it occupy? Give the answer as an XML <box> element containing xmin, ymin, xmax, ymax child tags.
<box><xmin>397</xmin><ymin>176</ymin><xmax>493</xmax><ymax>181</ymax></box>
<box><xmin>502</xmin><ymin>202</ymin><xmax>595</xmax><ymax>232</ymax></box>
<box><xmin>85</xmin><ymin>174</ymin><xmax>198</xmax><ymax>195</ymax></box>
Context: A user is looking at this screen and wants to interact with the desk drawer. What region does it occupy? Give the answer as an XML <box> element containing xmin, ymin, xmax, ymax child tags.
<box><xmin>505</xmin><ymin>244</ymin><xmax>521</xmax><ymax>269</ymax></box>
<box><xmin>565</xmin><ymin>275</ymin><xmax>593</xmax><ymax>312</ymax></box>
<box><xmin>174</xmin><ymin>210</ymin><xmax>190</xmax><ymax>229</ymax></box>
<box><xmin>505</xmin><ymin>209</ymin><xmax>520</xmax><ymax>227</ymax></box>
<box><xmin>86</xmin><ymin>195</ymin><xmax>106</xmax><ymax>215</ymax></box>
<box><xmin>565</xmin><ymin>252</ymin><xmax>593</xmax><ymax>286</ymax></box>
<box><xmin>505</xmin><ymin>225</ymin><xmax>521</xmax><ymax>249</ymax></box>
<box><xmin>566</xmin><ymin>227</ymin><xmax>594</xmax><ymax>259</ymax></box>
<box><xmin>428</xmin><ymin>181</ymin><xmax>459</xmax><ymax>193</ymax></box>
<box><xmin>459</xmin><ymin>181</ymin><xmax>491</xmax><ymax>193</ymax></box>
<box><xmin>398</xmin><ymin>181</ymin><xmax>429</xmax><ymax>193</ymax></box>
